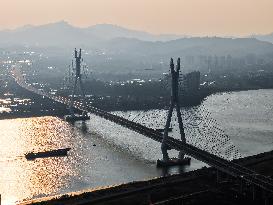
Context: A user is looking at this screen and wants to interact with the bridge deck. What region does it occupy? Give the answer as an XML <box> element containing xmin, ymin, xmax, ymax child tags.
<box><xmin>11</xmin><ymin>66</ymin><xmax>273</xmax><ymax>194</ymax></box>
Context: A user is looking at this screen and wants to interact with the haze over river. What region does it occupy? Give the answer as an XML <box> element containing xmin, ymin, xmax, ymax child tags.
<box><xmin>0</xmin><ymin>89</ymin><xmax>273</xmax><ymax>204</ymax></box>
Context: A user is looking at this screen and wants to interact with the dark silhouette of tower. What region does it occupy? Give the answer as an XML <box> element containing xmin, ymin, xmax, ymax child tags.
<box><xmin>65</xmin><ymin>48</ymin><xmax>90</xmax><ymax>122</ymax></box>
<box><xmin>158</xmin><ymin>58</ymin><xmax>191</xmax><ymax>166</ymax></box>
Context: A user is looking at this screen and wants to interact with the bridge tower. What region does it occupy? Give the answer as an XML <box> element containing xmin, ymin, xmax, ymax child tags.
<box><xmin>158</xmin><ymin>58</ymin><xmax>191</xmax><ymax>166</ymax></box>
<box><xmin>65</xmin><ymin>48</ymin><xmax>90</xmax><ymax>122</ymax></box>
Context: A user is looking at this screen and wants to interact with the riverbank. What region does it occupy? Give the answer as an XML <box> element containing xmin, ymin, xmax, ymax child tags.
<box><xmin>1</xmin><ymin>87</ymin><xmax>272</xmax><ymax>121</ymax></box>
<box><xmin>0</xmin><ymin>110</ymin><xmax>69</xmax><ymax>120</ymax></box>
<box><xmin>73</xmin><ymin>86</ymin><xmax>273</xmax><ymax>112</ymax></box>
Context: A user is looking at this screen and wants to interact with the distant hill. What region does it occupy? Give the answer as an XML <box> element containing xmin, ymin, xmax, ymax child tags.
<box><xmin>1</xmin><ymin>21</ymin><xmax>273</xmax><ymax>67</ymax></box>
<box><xmin>0</xmin><ymin>21</ymin><xmax>100</xmax><ymax>46</ymax></box>
<box><xmin>0</xmin><ymin>21</ymin><xmax>185</xmax><ymax>46</ymax></box>
<box><xmin>251</xmin><ymin>33</ymin><xmax>273</xmax><ymax>44</ymax></box>
<box><xmin>102</xmin><ymin>37</ymin><xmax>273</xmax><ymax>59</ymax></box>
<box><xmin>85</xmin><ymin>24</ymin><xmax>185</xmax><ymax>41</ymax></box>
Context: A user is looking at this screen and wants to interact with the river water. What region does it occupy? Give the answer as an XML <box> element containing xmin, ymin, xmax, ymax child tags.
<box><xmin>0</xmin><ymin>89</ymin><xmax>273</xmax><ymax>204</ymax></box>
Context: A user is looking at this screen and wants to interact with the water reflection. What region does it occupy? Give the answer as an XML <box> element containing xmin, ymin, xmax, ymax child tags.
<box><xmin>0</xmin><ymin>116</ymin><xmax>164</xmax><ymax>205</ymax></box>
<box><xmin>0</xmin><ymin>117</ymin><xmax>79</xmax><ymax>204</ymax></box>
<box><xmin>1</xmin><ymin>89</ymin><xmax>271</xmax><ymax>204</ymax></box>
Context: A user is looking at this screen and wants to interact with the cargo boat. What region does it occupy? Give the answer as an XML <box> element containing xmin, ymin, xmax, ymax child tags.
<box><xmin>25</xmin><ymin>148</ymin><xmax>71</xmax><ymax>160</ymax></box>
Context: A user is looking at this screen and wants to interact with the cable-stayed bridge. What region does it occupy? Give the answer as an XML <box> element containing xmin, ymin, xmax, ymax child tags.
<box><xmin>11</xmin><ymin>63</ymin><xmax>273</xmax><ymax>203</ymax></box>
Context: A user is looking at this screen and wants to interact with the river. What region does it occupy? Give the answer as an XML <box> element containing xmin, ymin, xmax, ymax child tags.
<box><xmin>0</xmin><ymin>89</ymin><xmax>273</xmax><ymax>204</ymax></box>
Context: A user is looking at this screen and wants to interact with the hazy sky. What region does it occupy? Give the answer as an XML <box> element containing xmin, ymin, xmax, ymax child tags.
<box><xmin>1</xmin><ymin>0</ymin><xmax>273</xmax><ymax>36</ymax></box>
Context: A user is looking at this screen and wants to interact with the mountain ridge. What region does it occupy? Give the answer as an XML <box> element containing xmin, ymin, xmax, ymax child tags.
<box><xmin>0</xmin><ymin>21</ymin><xmax>186</xmax><ymax>45</ymax></box>
<box><xmin>2</xmin><ymin>21</ymin><xmax>273</xmax><ymax>43</ymax></box>
<box><xmin>0</xmin><ymin>21</ymin><xmax>273</xmax><ymax>63</ymax></box>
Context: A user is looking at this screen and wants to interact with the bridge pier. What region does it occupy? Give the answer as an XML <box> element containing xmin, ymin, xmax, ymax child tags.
<box><xmin>157</xmin><ymin>58</ymin><xmax>191</xmax><ymax>167</ymax></box>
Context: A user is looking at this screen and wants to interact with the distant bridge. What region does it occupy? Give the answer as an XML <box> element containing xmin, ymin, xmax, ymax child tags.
<box><xmin>11</xmin><ymin>65</ymin><xmax>273</xmax><ymax>202</ymax></box>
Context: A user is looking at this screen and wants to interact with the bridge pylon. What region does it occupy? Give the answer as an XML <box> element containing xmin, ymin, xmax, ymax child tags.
<box><xmin>157</xmin><ymin>58</ymin><xmax>191</xmax><ymax>167</ymax></box>
<box><xmin>65</xmin><ymin>48</ymin><xmax>90</xmax><ymax>122</ymax></box>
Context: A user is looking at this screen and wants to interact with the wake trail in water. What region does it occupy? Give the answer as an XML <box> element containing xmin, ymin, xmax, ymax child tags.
<box><xmin>0</xmin><ymin>155</ymin><xmax>25</xmax><ymax>162</ymax></box>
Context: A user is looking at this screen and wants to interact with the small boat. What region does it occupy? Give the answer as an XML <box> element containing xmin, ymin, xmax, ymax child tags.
<box><xmin>157</xmin><ymin>157</ymin><xmax>191</xmax><ymax>167</ymax></box>
<box><xmin>156</xmin><ymin>127</ymin><xmax>173</xmax><ymax>133</ymax></box>
<box><xmin>25</xmin><ymin>148</ymin><xmax>71</xmax><ymax>160</ymax></box>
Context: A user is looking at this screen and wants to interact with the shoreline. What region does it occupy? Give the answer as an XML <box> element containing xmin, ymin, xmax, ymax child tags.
<box><xmin>0</xmin><ymin>111</ymin><xmax>68</xmax><ymax>121</ymax></box>
<box><xmin>20</xmin><ymin>150</ymin><xmax>273</xmax><ymax>205</ymax></box>
<box><xmin>1</xmin><ymin>88</ymin><xmax>272</xmax><ymax>120</ymax></box>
